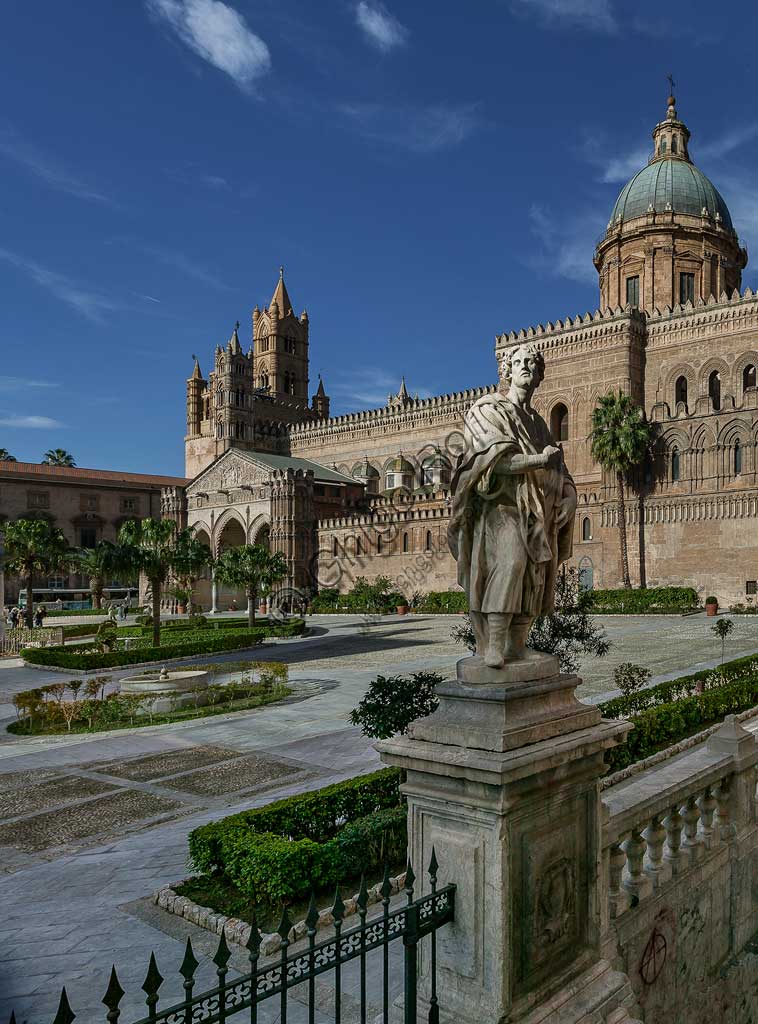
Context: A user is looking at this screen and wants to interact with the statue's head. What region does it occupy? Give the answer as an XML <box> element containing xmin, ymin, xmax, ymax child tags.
<box><xmin>499</xmin><ymin>343</ymin><xmax>545</xmax><ymax>391</ymax></box>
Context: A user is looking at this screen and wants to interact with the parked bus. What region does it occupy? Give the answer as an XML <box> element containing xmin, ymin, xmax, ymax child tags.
<box><xmin>18</xmin><ymin>586</ymin><xmax>139</xmax><ymax>611</ymax></box>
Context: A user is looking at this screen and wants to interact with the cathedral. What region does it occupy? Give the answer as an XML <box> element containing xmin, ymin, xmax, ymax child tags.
<box><xmin>169</xmin><ymin>92</ymin><xmax>758</xmax><ymax>609</ymax></box>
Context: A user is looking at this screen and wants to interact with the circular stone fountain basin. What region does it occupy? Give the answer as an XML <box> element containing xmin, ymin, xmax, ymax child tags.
<box><xmin>120</xmin><ymin>669</ymin><xmax>208</xmax><ymax>695</ymax></box>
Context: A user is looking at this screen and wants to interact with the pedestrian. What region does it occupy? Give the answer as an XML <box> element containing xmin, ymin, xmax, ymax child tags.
<box><xmin>124</xmin><ymin>594</ymin><xmax>131</xmax><ymax>616</ymax></box>
<box><xmin>38</xmin><ymin>603</ymin><xmax>46</xmax><ymax>625</ymax></box>
<box><xmin>9</xmin><ymin>607</ymin><xmax>18</xmax><ymax>629</ymax></box>
<box><xmin>33</xmin><ymin>607</ymin><xmax>43</xmax><ymax>628</ymax></box>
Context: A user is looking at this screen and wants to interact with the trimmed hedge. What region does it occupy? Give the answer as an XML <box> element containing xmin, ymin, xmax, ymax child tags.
<box><xmin>600</xmin><ymin>652</ymin><xmax>758</xmax><ymax>772</ymax></box>
<box><xmin>587</xmin><ymin>586</ymin><xmax>698</xmax><ymax>614</ymax></box>
<box><xmin>416</xmin><ymin>591</ymin><xmax>468</xmax><ymax>614</ymax></box>
<box><xmin>188</xmin><ymin>768</ymin><xmax>403</xmax><ymax>904</ymax></box>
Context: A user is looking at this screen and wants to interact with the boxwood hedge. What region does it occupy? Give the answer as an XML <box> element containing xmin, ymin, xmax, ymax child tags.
<box><xmin>188</xmin><ymin>768</ymin><xmax>404</xmax><ymax>905</ymax></box>
<box><xmin>587</xmin><ymin>586</ymin><xmax>698</xmax><ymax>614</ymax></box>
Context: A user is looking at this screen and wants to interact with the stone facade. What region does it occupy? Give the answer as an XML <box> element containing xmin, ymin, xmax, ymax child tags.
<box><xmin>179</xmin><ymin>93</ymin><xmax>758</xmax><ymax>606</ymax></box>
<box><xmin>0</xmin><ymin>462</ymin><xmax>186</xmax><ymax>603</ymax></box>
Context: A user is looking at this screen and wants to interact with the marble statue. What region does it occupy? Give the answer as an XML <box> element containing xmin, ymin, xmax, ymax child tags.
<box><xmin>448</xmin><ymin>342</ymin><xmax>577</xmax><ymax>668</ymax></box>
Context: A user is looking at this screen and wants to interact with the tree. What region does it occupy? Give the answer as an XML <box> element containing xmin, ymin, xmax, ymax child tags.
<box><xmin>349</xmin><ymin>671</ymin><xmax>443</xmax><ymax>738</ymax></box>
<box><xmin>171</xmin><ymin>528</ymin><xmax>213</xmax><ymax>614</ymax></box>
<box><xmin>214</xmin><ymin>544</ymin><xmax>288</xmax><ymax>626</ymax></box>
<box><xmin>74</xmin><ymin>541</ymin><xmax>122</xmax><ymax>609</ymax></box>
<box><xmin>4</xmin><ymin>518</ymin><xmax>72</xmax><ymax>628</ymax></box>
<box><xmin>613</xmin><ymin>662</ymin><xmax>652</xmax><ymax>698</ymax></box>
<box><xmin>589</xmin><ymin>391</ymin><xmax>652</xmax><ymax>589</ymax></box>
<box><xmin>115</xmin><ymin>518</ymin><xmax>181</xmax><ymax>647</ymax></box>
<box><xmin>0</xmin><ymin>449</ymin><xmax>16</xmax><ymax>462</ymax></box>
<box><xmin>712</xmin><ymin>617</ymin><xmax>735</xmax><ymax>666</ymax></box>
<box><xmin>452</xmin><ymin>567</ymin><xmax>610</xmax><ymax>675</ymax></box>
<box><xmin>42</xmin><ymin>449</ymin><xmax>76</xmax><ymax>467</ymax></box>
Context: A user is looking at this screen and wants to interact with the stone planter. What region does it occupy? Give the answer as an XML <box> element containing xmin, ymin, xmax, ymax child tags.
<box><xmin>397</xmin><ymin>604</ymin><xmax>408</xmax><ymax>615</ymax></box>
<box><xmin>706</xmin><ymin>601</ymin><xmax>718</xmax><ymax>616</ymax></box>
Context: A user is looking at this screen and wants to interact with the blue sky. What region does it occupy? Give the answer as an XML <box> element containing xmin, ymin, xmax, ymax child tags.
<box><xmin>2</xmin><ymin>0</ymin><xmax>758</xmax><ymax>476</ymax></box>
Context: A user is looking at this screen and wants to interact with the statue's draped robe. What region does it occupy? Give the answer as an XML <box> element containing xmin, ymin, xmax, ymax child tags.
<box><xmin>448</xmin><ymin>393</ymin><xmax>576</xmax><ymax>617</ymax></box>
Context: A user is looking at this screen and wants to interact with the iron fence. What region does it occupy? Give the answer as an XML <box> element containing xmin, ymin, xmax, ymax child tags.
<box><xmin>10</xmin><ymin>855</ymin><xmax>454</xmax><ymax>1024</ymax></box>
<box><xmin>1</xmin><ymin>626</ymin><xmax>64</xmax><ymax>655</ymax></box>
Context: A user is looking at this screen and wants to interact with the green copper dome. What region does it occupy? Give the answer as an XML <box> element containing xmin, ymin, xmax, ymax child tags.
<box><xmin>610</xmin><ymin>158</ymin><xmax>733</xmax><ymax>231</ymax></box>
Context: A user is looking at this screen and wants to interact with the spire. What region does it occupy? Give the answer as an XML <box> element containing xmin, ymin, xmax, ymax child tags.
<box><xmin>315</xmin><ymin>375</ymin><xmax>326</xmax><ymax>397</ymax></box>
<box><xmin>270</xmin><ymin>266</ymin><xmax>294</xmax><ymax>318</ymax></box>
<box><xmin>229</xmin><ymin>321</ymin><xmax>241</xmax><ymax>354</ymax></box>
<box><xmin>190</xmin><ymin>355</ymin><xmax>202</xmax><ymax>380</ymax></box>
<box><xmin>397</xmin><ymin>376</ymin><xmax>410</xmax><ymax>402</ymax></box>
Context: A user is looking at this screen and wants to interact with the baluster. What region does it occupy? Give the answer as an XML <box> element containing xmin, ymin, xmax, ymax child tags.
<box><xmin>381</xmin><ymin>864</ymin><xmax>392</xmax><ymax>1023</ymax></box>
<box><xmin>714</xmin><ymin>777</ymin><xmax>734</xmax><ymax>840</ymax></box>
<box><xmin>681</xmin><ymin>796</ymin><xmax>703</xmax><ymax>864</ymax></box>
<box><xmin>53</xmin><ymin>988</ymin><xmax>75</xmax><ymax>1024</ymax></box>
<box><xmin>608</xmin><ymin>842</ymin><xmax>631</xmax><ymax>918</ymax></box>
<box><xmin>179</xmin><ymin>939</ymin><xmax>198</xmax><ymax>1024</ymax></box>
<box><xmin>305</xmin><ymin>895</ymin><xmax>318</xmax><ymax>1024</ymax></box>
<box><xmin>247</xmin><ymin>906</ymin><xmax>262</xmax><ymax>1024</ymax></box>
<box><xmin>663</xmin><ymin>805</ymin><xmax>684</xmax><ymax>875</ymax></box>
<box><xmin>697</xmin><ymin>786</ymin><xmax>718</xmax><ymax>848</ymax></box>
<box><xmin>643</xmin><ymin>815</ymin><xmax>671</xmax><ymax>887</ymax></box>
<box><xmin>358</xmin><ymin>876</ymin><xmax>369</xmax><ymax>1024</ymax></box>
<box><xmin>622</xmin><ymin>829</ymin><xmax>653</xmax><ymax>903</ymax></box>
<box><xmin>428</xmin><ymin>848</ymin><xmax>440</xmax><ymax>1024</ymax></box>
<box><xmin>102</xmin><ymin>966</ymin><xmax>125</xmax><ymax>1024</ymax></box>
<box><xmin>332</xmin><ymin>889</ymin><xmax>345</xmax><ymax>1024</ymax></box>
<box><xmin>404</xmin><ymin>861</ymin><xmax>419</xmax><ymax>1024</ymax></box>
<box><xmin>142</xmin><ymin>953</ymin><xmax>164</xmax><ymax>1024</ymax></box>
<box><xmin>276</xmin><ymin>908</ymin><xmax>292</xmax><ymax>1024</ymax></box>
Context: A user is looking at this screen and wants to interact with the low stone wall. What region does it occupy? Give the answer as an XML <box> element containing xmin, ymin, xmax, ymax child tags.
<box><xmin>602</xmin><ymin>716</ymin><xmax>758</xmax><ymax>1023</ymax></box>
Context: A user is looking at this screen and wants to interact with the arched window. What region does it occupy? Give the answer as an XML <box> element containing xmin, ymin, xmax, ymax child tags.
<box><xmin>660</xmin><ymin>138</ymin><xmax>667</xmax><ymax>154</ymax></box>
<box><xmin>377</xmin><ymin>535</ymin><xmax>382</xmax><ymax>554</ymax></box>
<box><xmin>671</xmin><ymin>135</ymin><xmax>678</xmax><ymax>154</ymax></box>
<box><xmin>675</xmin><ymin>375</ymin><xmax>688</xmax><ymax>407</ymax></box>
<box><xmin>356</xmin><ymin>536</ymin><xmax>362</xmax><ymax>556</ymax></box>
<box><xmin>425</xmin><ymin>530</ymin><xmax>433</xmax><ymax>551</ymax></box>
<box><xmin>403</xmin><ymin>532</ymin><xmax>409</xmax><ymax>553</ymax></box>
<box><xmin>671</xmin><ymin>446</ymin><xmax>681</xmax><ymax>482</ymax></box>
<box><xmin>550</xmin><ymin>403</ymin><xmax>569</xmax><ymax>442</ymax></box>
<box><xmin>743</xmin><ymin>365</ymin><xmax>757</xmax><ymax>392</ymax></box>
<box><xmin>581</xmin><ymin>517</ymin><xmax>591</xmax><ymax>542</ymax></box>
<box><xmin>332</xmin><ymin>537</ymin><xmax>338</xmax><ymax>557</ymax></box>
<box><xmin>734</xmin><ymin>441</ymin><xmax>742</xmax><ymax>476</ymax></box>
<box><xmin>708</xmin><ymin>370</ymin><xmax>721</xmax><ymax>411</ymax></box>
<box><xmin>578</xmin><ymin>557</ymin><xmax>594</xmax><ymax>591</ymax></box>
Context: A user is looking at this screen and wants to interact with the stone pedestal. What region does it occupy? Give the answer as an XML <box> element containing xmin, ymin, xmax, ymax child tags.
<box><xmin>377</xmin><ymin>653</ymin><xmax>639</xmax><ymax>1024</ymax></box>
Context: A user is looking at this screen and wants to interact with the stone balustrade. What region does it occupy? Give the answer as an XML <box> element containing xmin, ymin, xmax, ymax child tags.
<box><xmin>599</xmin><ymin>715</ymin><xmax>758</xmax><ymax>1022</ymax></box>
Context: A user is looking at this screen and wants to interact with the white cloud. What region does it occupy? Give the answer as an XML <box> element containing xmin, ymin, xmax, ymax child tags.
<box><xmin>146</xmin><ymin>0</ymin><xmax>271</xmax><ymax>90</ymax></box>
<box><xmin>330</xmin><ymin>369</ymin><xmax>432</xmax><ymax>409</ymax></box>
<box><xmin>528</xmin><ymin>203</ymin><xmax>602</xmax><ymax>285</ymax></box>
<box><xmin>698</xmin><ymin>123</ymin><xmax>758</xmax><ymax>161</ymax></box>
<box><xmin>354</xmin><ymin>1</ymin><xmax>409</xmax><ymax>53</ymax></box>
<box><xmin>0</xmin><ymin>415</ymin><xmax>64</xmax><ymax>429</ymax></box>
<box><xmin>0</xmin><ymin>377</ymin><xmax>58</xmax><ymax>392</ymax></box>
<box><xmin>0</xmin><ymin>131</ymin><xmax>111</xmax><ymax>204</ymax></box>
<box><xmin>339</xmin><ymin>101</ymin><xmax>480</xmax><ymax>153</ymax></box>
<box><xmin>141</xmin><ymin>243</ymin><xmax>232</xmax><ymax>289</ymax></box>
<box><xmin>0</xmin><ymin>248</ymin><xmax>119</xmax><ymax>322</ymax></box>
<box><xmin>510</xmin><ymin>0</ymin><xmax>617</xmax><ymax>34</ymax></box>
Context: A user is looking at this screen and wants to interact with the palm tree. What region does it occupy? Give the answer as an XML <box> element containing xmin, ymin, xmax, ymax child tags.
<box><xmin>589</xmin><ymin>391</ymin><xmax>652</xmax><ymax>589</ymax></box>
<box><xmin>171</xmin><ymin>528</ymin><xmax>213</xmax><ymax>614</ymax></box>
<box><xmin>215</xmin><ymin>545</ymin><xmax>288</xmax><ymax>627</ymax></box>
<box><xmin>43</xmin><ymin>449</ymin><xmax>76</xmax><ymax>467</ymax></box>
<box><xmin>4</xmin><ymin>518</ymin><xmax>72</xmax><ymax>628</ymax></box>
<box><xmin>0</xmin><ymin>449</ymin><xmax>17</xmax><ymax>462</ymax></box>
<box><xmin>115</xmin><ymin>518</ymin><xmax>181</xmax><ymax>646</ymax></box>
<box><xmin>74</xmin><ymin>542</ymin><xmax>121</xmax><ymax>609</ymax></box>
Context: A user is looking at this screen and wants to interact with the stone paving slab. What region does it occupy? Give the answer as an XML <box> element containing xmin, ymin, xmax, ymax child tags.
<box><xmin>160</xmin><ymin>752</ymin><xmax>304</xmax><ymax>796</ymax></box>
<box><xmin>0</xmin><ymin>788</ymin><xmax>188</xmax><ymax>854</ymax></box>
<box><xmin>89</xmin><ymin>744</ymin><xmax>244</xmax><ymax>781</ymax></box>
<box><xmin>0</xmin><ymin>774</ymin><xmax>119</xmax><ymax>819</ymax></box>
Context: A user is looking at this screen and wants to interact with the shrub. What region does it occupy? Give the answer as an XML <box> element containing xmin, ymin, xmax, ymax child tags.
<box><xmin>705</xmin><ymin>596</ymin><xmax>718</xmax><ymax>605</ymax></box>
<box><xmin>416</xmin><ymin>591</ymin><xmax>468</xmax><ymax>614</ymax></box>
<box><xmin>586</xmin><ymin>586</ymin><xmax>698</xmax><ymax>614</ymax></box>
<box><xmin>349</xmin><ymin>672</ymin><xmax>443</xmax><ymax>738</ymax></box>
<box><xmin>613</xmin><ymin>662</ymin><xmax>652</xmax><ymax>697</ymax></box>
<box><xmin>311</xmin><ymin>578</ymin><xmax>405</xmax><ymax>614</ymax></box>
<box><xmin>189</xmin><ymin>768</ymin><xmax>402</xmax><ymax>875</ymax></box>
<box><xmin>189</xmin><ymin>775</ymin><xmax>404</xmax><ymax>905</ymax></box>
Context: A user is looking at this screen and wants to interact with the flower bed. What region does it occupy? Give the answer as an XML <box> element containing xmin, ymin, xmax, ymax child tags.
<box><xmin>9</xmin><ymin>661</ymin><xmax>290</xmax><ymax>734</ymax></box>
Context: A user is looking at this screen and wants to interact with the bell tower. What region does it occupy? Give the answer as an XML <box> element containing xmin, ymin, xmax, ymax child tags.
<box><xmin>252</xmin><ymin>268</ymin><xmax>310</xmax><ymax>408</ymax></box>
